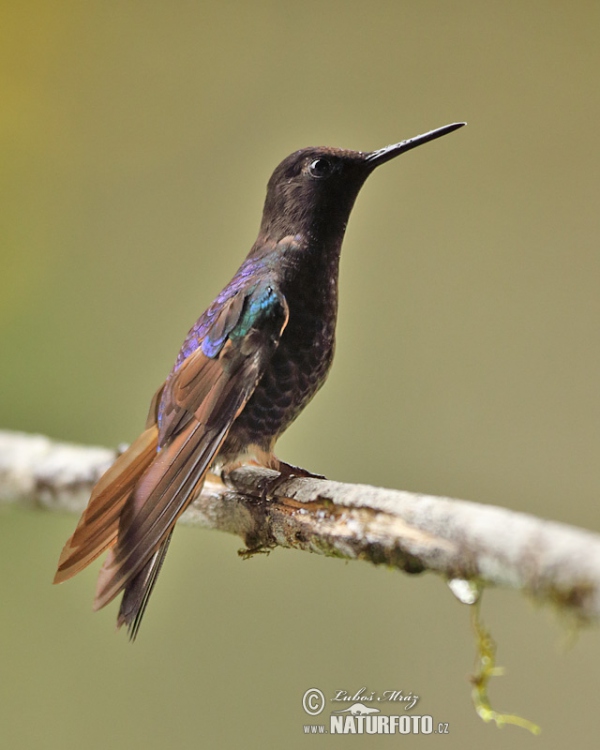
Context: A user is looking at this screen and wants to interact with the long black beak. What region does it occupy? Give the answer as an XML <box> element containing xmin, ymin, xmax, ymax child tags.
<box><xmin>366</xmin><ymin>122</ymin><xmax>466</xmax><ymax>167</ymax></box>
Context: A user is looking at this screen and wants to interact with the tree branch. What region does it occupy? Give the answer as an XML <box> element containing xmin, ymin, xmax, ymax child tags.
<box><xmin>2</xmin><ymin>429</ymin><xmax>599</xmax><ymax>622</ymax></box>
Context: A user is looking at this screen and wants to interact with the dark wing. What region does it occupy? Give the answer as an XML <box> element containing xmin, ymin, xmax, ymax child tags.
<box><xmin>92</xmin><ymin>282</ymin><xmax>289</xmax><ymax>622</ymax></box>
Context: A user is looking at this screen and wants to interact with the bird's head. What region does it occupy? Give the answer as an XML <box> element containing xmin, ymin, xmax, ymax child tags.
<box><xmin>259</xmin><ymin>122</ymin><xmax>465</xmax><ymax>243</ymax></box>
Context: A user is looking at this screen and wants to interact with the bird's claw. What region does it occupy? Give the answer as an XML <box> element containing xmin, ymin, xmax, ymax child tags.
<box><xmin>258</xmin><ymin>462</ymin><xmax>326</xmax><ymax>500</ymax></box>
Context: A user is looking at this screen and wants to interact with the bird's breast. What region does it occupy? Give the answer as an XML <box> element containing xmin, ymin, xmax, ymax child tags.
<box><xmin>222</xmin><ymin>283</ymin><xmax>338</xmax><ymax>453</ymax></box>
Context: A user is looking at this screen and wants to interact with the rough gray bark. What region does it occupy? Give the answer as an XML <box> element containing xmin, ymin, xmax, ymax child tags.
<box><xmin>1</xmin><ymin>429</ymin><xmax>599</xmax><ymax>622</ymax></box>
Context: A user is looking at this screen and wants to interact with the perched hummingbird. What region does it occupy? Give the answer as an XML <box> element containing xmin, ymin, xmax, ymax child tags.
<box><xmin>54</xmin><ymin>122</ymin><xmax>465</xmax><ymax>638</ymax></box>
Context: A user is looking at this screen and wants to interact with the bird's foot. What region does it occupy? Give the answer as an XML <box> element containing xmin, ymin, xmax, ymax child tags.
<box><xmin>219</xmin><ymin>458</ymin><xmax>325</xmax><ymax>499</ymax></box>
<box><xmin>275</xmin><ymin>460</ymin><xmax>326</xmax><ymax>481</ymax></box>
<box><xmin>258</xmin><ymin>461</ymin><xmax>326</xmax><ymax>499</ymax></box>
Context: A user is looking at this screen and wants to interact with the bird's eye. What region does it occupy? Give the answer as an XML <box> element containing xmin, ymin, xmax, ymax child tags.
<box><xmin>308</xmin><ymin>157</ymin><xmax>334</xmax><ymax>179</ymax></box>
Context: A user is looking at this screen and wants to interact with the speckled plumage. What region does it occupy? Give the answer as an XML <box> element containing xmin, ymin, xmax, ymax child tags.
<box><xmin>54</xmin><ymin>123</ymin><xmax>465</xmax><ymax>638</ymax></box>
<box><xmin>168</xmin><ymin>231</ymin><xmax>342</xmax><ymax>459</ymax></box>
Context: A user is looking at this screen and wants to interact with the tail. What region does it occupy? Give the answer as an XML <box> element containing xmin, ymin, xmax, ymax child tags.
<box><xmin>53</xmin><ymin>385</ymin><xmax>237</xmax><ymax>638</ymax></box>
<box><xmin>54</xmin><ymin>386</ymin><xmax>183</xmax><ymax>638</ymax></box>
<box><xmin>91</xmin><ymin>418</ymin><xmax>230</xmax><ymax>620</ymax></box>
<box><xmin>53</xmin><ymin>426</ymin><xmax>178</xmax><ymax>640</ymax></box>
<box><xmin>53</xmin><ymin>426</ymin><xmax>159</xmax><ymax>584</ymax></box>
<box><xmin>117</xmin><ymin>531</ymin><xmax>173</xmax><ymax>641</ymax></box>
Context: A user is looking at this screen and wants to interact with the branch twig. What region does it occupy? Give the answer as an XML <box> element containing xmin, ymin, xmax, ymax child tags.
<box><xmin>2</xmin><ymin>429</ymin><xmax>599</xmax><ymax>622</ymax></box>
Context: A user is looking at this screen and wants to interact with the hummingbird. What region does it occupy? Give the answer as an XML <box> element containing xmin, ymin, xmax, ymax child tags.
<box><xmin>54</xmin><ymin>122</ymin><xmax>465</xmax><ymax>639</ymax></box>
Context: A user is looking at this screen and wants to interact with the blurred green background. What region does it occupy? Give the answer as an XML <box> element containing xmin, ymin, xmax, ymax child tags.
<box><xmin>1</xmin><ymin>1</ymin><xmax>599</xmax><ymax>747</ymax></box>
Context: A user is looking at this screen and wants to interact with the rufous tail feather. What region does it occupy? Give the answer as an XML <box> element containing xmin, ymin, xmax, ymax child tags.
<box><xmin>53</xmin><ymin>426</ymin><xmax>158</xmax><ymax>584</ymax></box>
